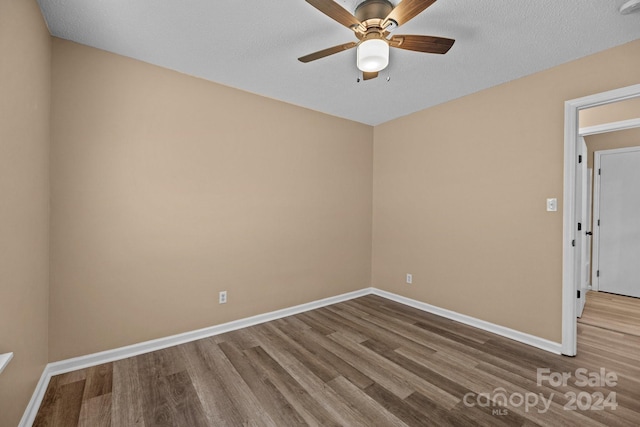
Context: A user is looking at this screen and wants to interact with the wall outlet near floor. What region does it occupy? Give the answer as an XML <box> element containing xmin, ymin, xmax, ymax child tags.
<box><xmin>219</xmin><ymin>291</ymin><xmax>227</xmax><ymax>304</ymax></box>
<box><xmin>406</xmin><ymin>273</ymin><xmax>413</xmax><ymax>284</ymax></box>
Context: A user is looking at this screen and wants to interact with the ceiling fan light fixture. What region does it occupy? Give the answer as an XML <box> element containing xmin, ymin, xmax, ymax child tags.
<box><xmin>357</xmin><ymin>39</ymin><xmax>389</xmax><ymax>72</ymax></box>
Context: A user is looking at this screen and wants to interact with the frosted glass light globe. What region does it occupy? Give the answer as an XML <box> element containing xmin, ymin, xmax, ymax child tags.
<box><xmin>357</xmin><ymin>39</ymin><xmax>389</xmax><ymax>72</ymax></box>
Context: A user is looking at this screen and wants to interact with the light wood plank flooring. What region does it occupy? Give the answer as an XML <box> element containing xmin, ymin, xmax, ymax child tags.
<box><xmin>578</xmin><ymin>291</ymin><xmax>640</xmax><ymax>337</ymax></box>
<box><xmin>35</xmin><ymin>295</ymin><xmax>640</xmax><ymax>426</ymax></box>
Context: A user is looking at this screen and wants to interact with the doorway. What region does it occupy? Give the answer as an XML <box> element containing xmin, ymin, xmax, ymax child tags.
<box><xmin>562</xmin><ymin>83</ymin><xmax>640</xmax><ymax>356</ymax></box>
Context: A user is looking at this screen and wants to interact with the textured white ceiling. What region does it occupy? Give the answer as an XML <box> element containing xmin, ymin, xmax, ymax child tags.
<box><xmin>37</xmin><ymin>0</ymin><xmax>640</xmax><ymax>126</ymax></box>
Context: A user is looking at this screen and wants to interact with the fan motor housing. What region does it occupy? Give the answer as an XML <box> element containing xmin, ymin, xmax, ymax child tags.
<box><xmin>355</xmin><ymin>0</ymin><xmax>394</xmax><ymax>22</ymax></box>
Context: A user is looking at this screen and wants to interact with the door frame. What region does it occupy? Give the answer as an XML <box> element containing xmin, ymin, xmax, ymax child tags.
<box><xmin>575</xmin><ymin>137</ymin><xmax>588</xmax><ymax>318</ymax></box>
<box><xmin>562</xmin><ymin>83</ymin><xmax>640</xmax><ymax>356</ymax></box>
<box><xmin>592</xmin><ymin>146</ymin><xmax>640</xmax><ymax>293</ymax></box>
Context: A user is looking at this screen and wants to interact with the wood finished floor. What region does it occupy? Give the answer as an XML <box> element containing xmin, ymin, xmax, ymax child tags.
<box><xmin>34</xmin><ymin>295</ymin><xmax>640</xmax><ymax>426</ymax></box>
<box><xmin>578</xmin><ymin>291</ymin><xmax>640</xmax><ymax>337</ymax></box>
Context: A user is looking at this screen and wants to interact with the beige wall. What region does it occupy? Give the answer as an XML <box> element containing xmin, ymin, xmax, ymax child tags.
<box><xmin>1</xmin><ymin>9</ymin><xmax>638</xmax><ymax>420</ymax></box>
<box><xmin>580</xmin><ymin>96</ymin><xmax>640</xmax><ymax>128</ymax></box>
<box><xmin>585</xmin><ymin>128</ymin><xmax>640</xmax><ymax>168</ymax></box>
<box><xmin>0</xmin><ymin>1</ymin><xmax>50</xmax><ymax>425</ymax></box>
<box><xmin>49</xmin><ymin>39</ymin><xmax>373</xmax><ymax>361</ymax></box>
<box><xmin>581</xmin><ymin>90</ymin><xmax>640</xmax><ymax>169</ymax></box>
<box><xmin>372</xmin><ymin>39</ymin><xmax>640</xmax><ymax>343</ymax></box>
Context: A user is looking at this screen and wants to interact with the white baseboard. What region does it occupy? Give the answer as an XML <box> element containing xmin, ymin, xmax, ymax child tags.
<box><xmin>370</xmin><ymin>289</ymin><xmax>562</xmax><ymax>355</ymax></box>
<box><xmin>0</xmin><ymin>352</ymin><xmax>13</xmax><ymax>375</ymax></box>
<box><xmin>20</xmin><ymin>286</ymin><xmax>562</xmax><ymax>426</ymax></box>
<box><xmin>19</xmin><ymin>364</ymin><xmax>52</xmax><ymax>427</ymax></box>
<box><xmin>19</xmin><ymin>287</ymin><xmax>372</xmax><ymax>426</ymax></box>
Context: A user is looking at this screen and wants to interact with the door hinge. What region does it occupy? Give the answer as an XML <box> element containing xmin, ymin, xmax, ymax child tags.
<box><xmin>598</xmin><ymin>168</ymin><xmax>601</xmax><ymax>175</ymax></box>
<box><xmin>597</xmin><ymin>270</ymin><xmax>600</xmax><ymax>277</ymax></box>
<box><xmin>577</xmin><ymin>290</ymin><xmax>581</xmax><ymax>299</ymax></box>
<box><xmin>572</xmin><ymin>239</ymin><xmax>576</xmax><ymax>247</ymax></box>
<box><xmin>578</xmin><ymin>155</ymin><xmax>582</xmax><ymax>163</ymax></box>
<box><xmin>578</xmin><ymin>222</ymin><xmax>582</xmax><ymax>231</ymax></box>
<box><xmin>598</xmin><ymin>219</ymin><xmax>600</xmax><ymax>226</ymax></box>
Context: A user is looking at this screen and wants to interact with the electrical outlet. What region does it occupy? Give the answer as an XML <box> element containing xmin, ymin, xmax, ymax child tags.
<box><xmin>219</xmin><ymin>291</ymin><xmax>227</xmax><ymax>304</ymax></box>
<box><xmin>406</xmin><ymin>273</ymin><xmax>412</xmax><ymax>284</ymax></box>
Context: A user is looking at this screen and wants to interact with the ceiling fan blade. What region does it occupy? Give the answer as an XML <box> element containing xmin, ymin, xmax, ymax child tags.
<box><xmin>305</xmin><ymin>0</ymin><xmax>361</xmax><ymax>29</ymax></box>
<box><xmin>389</xmin><ymin>35</ymin><xmax>455</xmax><ymax>54</ymax></box>
<box><xmin>363</xmin><ymin>72</ymin><xmax>378</xmax><ymax>81</ymax></box>
<box><xmin>383</xmin><ymin>0</ymin><xmax>437</xmax><ymax>27</ymax></box>
<box><xmin>298</xmin><ymin>42</ymin><xmax>358</xmax><ymax>63</ymax></box>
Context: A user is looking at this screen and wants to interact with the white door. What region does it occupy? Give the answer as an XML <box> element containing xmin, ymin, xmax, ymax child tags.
<box><xmin>593</xmin><ymin>146</ymin><xmax>640</xmax><ymax>298</ymax></box>
<box><xmin>576</xmin><ymin>138</ymin><xmax>588</xmax><ymax>317</ymax></box>
<box><xmin>585</xmin><ymin>167</ymin><xmax>593</xmax><ymax>289</ymax></box>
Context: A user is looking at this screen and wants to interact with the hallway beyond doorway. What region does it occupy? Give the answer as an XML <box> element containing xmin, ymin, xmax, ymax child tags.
<box><xmin>579</xmin><ymin>291</ymin><xmax>640</xmax><ymax>337</ymax></box>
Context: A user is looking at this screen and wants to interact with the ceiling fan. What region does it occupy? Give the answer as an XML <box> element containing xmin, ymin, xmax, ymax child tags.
<box><xmin>298</xmin><ymin>0</ymin><xmax>455</xmax><ymax>80</ymax></box>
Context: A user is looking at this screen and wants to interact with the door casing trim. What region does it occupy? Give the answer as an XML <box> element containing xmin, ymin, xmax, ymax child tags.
<box><xmin>562</xmin><ymin>83</ymin><xmax>640</xmax><ymax>356</ymax></box>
